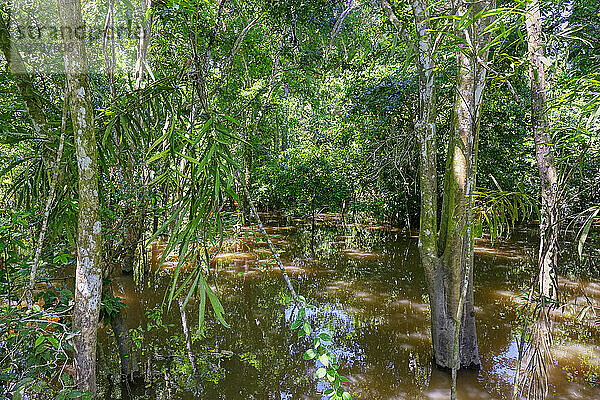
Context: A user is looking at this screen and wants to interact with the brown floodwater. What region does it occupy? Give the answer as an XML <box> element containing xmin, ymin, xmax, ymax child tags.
<box><xmin>97</xmin><ymin>216</ymin><xmax>600</xmax><ymax>400</ymax></box>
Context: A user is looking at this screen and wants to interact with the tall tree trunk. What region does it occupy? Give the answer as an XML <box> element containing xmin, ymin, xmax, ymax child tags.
<box><xmin>525</xmin><ymin>0</ymin><xmax>559</xmax><ymax>299</ymax></box>
<box><xmin>409</xmin><ymin>0</ymin><xmax>446</xmax><ymax>367</ymax></box>
<box><xmin>57</xmin><ymin>0</ymin><xmax>102</xmax><ymax>394</ymax></box>
<box><xmin>516</xmin><ymin>2</ymin><xmax>558</xmax><ymax>399</ymax></box>
<box><xmin>407</xmin><ymin>0</ymin><xmax>493</xmax><ymax>370</ymax></box>
<box><xmin>440</xmin><ymin>0</ymin><xmax>494</xmax><ymax>370</ymax></box>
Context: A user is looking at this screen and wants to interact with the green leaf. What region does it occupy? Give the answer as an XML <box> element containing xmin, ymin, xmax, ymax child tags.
<box><xmin>578</xmin><ymin>208</ymin><xmax>600</xmax><ymax>258</ymax></box>
<box><xmin>302</xmin><ymin>322</ymin><xmax>311</xmax><ymax>336</ymax></box>
<box><xmin>319</xmin><ymin>353</ymin><xmax>330</xmax><ymax>367</ymax></box>
<box><xmin>48</xmin><ymin>336</ymin><xmax>59</xmax><ymax>349</ymax></box>
<box><xmin>146</xmin><ymin>148</ymin><xmax>169</xmax><ymax>164</ymax></box>
<box><xmin>34</xmin><ymin>336</ymin><xmax>45</xmax><ymax>348</ymax></box>
<box><xmin>342</xmin><ymin>392</ymin><xmax>352</xmax><ymax>400</ymax></box>
<box><xmin>319</xmin><ymin>332</ymin><xmax>332</xmax><ymax>342</ymax></box>
<box><xmin>333</xmin><ymin>377</ymin><xmax>340</xmax><ymax>388</ymax></box>
<box><xmin>291</xmin><ymin>320</ymin><xmax>302</xmax><ymax>330</ymax></box>
<box><xmin>206</xmin><ymin>285</ymin><xmax>230</xmax><ymax>328</ymax></box>
<box><xmin>324</xmin><ymin>388</ymin><xmax>335</xmax><ymax>397</ymax></box>
<box><xmin>198</xmin><ymin>277</ymin><xmax>206</xmax><ymax>334</ymax></box>
<box><xmin>327</xmin><ymin>369</ymin><xmax>336</xmax><ymax>382</ymax></box>
<box><xmin>303</xmin><ymin>349</ymin><xmax>317</xmax><ymax>360</ymax></box>
<box><xmin>315</xmin><ymin>367</ymin><xmax>327</xmax><ymax>379</ymax></box>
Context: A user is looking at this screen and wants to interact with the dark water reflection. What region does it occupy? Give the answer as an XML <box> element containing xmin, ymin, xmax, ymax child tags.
<box><xmin>98</xmin><ymin>218</ymin><xmax>600</xmax><ymax>399</ymax></box>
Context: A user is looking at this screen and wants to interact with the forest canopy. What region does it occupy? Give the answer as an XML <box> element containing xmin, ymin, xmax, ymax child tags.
<box><xmin>1</xmin><ymin>0</ymin><xmax>599</xmax><ymax>399</ymax></box>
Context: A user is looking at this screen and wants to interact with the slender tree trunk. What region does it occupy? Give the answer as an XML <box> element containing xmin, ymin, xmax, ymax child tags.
<box><xmin>516</xmin><ymin>2</ymin><xmax>558</xmax><ymax>399</ymax></box>
<box><xmin>525</xmin><ymin>0</ymin><xmax>559</xmax><ymax>299</ymax></box>
<box><xmin>57</xmin><ymin>0</ymin><xmax>102</xmax><ymax>394</ymax></box>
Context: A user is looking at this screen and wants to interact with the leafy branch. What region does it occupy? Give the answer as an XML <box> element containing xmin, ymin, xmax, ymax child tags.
<box><xmin>290</xmin><ymin>297</ymin><xmax>353</xmax><ymax>400</ymax></box>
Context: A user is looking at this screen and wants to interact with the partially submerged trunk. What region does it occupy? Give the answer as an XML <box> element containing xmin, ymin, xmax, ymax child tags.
<box><xmin>407</xmin><ymin>0</ymin><xmax>493</xmax><ymax>370</ymax></box>
<box><xmin>110</xmin><ymin>309</ymin><xmax>140</xmax><ymax>382</ymax></box>
<box><xmin>516</xmin><ymin>2</ymin><xmax>558</xmax><ymax>398</ymax></box>
<box><xmin>525</xmin><ymin>0</ymin><xmax>559</xmax><ymax>299</ymax></box>
<box><xmin>103</xmin><ymin>279</ymin><xmax>140</xmax><ymax>384</ymax></box>
<box><xmin>438</xmin><ymin>0</ymin><xmax>494</xmax><ymax>369</ymax></box>
<box><xmin>57</xmin><ymin>0</ymin><xmax>102</xmax><ymax>394</ymax></box>
<box><xmin>409</xmin><ymin>0</ymin><xmax>449</xmax><ymax>368</ymax></box>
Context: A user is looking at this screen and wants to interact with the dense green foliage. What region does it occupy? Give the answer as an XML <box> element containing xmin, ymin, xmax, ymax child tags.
<box><xmin>0</xmin><ymin>0</ymin><xmax>599</xmax><ymax>398</ymax></box>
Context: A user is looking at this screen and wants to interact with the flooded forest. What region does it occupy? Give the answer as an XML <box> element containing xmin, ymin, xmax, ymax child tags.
<box><xmin>1</xmin><ymin>0</ymin><xmax>600</xmax><ymax>399</ymax></box>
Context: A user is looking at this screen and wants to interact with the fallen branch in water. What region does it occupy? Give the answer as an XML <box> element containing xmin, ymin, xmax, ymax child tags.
<box><xmin>236</xmin><ymin>171</ymin><xmax>301</xmax><ymax>305</ymax></box>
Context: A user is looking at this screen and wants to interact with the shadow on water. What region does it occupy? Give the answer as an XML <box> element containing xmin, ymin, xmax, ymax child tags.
<box><xmin>98</xmin><ymin>216</ymin><xmax>600</xmax><ymax>399</ymax></box>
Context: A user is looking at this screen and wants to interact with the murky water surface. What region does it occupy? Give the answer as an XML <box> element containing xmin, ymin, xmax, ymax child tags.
<box><xmin>98</xmin><ymin>215</ymin><xmax>600</xmax><ymax>399</ymax></box>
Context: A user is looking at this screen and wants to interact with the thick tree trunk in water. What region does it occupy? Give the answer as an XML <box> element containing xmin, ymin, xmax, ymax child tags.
<box><xmin>57</xmin><ymin>0</ymin><xmax>102</xmax><ymax>394</ymax></box>
<box><xmin>439</xmin><ymin>0</ymin><xmax>493</xmax><ymax>370</ymax></box>
<box><xmin>409</xmin><ymin>0</ymin><xmax>446</xmax><ymax>368</ymax></box>
<box><xmin>525</xmin><ymin>0</ymin><xmax>559</xmax><ymax>299</ymax></box>
<box><xmin>408</xmin><ymin>0</ymin><xmax>493</xmax><ymax>370</ymax></box>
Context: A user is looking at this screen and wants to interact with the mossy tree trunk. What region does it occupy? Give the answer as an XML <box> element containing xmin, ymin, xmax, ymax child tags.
<box><xmin>438</xmin><ymin>0</ymin><xmax>494</xmax><ymax>369</ymax></box>
<box><xmin>409</xmin><ymin>0</ymin><xmax>493</xmax><ymax>370</ymax></box>
<box><xmin>57</xmin><ymin>0</ymin><xmax>102</xmax><ymax>394</ymax></box>
<box><xmin>409</xmin><ymin>0</ymin><xmax>448</xmax><ymax>368</ymax></box>
<box><xmin>525</xmin><ymin>0</ymin><xmax>559</xmax><ymax>299</ymax></box>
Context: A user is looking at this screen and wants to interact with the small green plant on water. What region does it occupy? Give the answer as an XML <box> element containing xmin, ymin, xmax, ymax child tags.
<box><xmin>290</xmin><ymin>296</ymin><xmax>352</xmax><ymax>400</ymax></box>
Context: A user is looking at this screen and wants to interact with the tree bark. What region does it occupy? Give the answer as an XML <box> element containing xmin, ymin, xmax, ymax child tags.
<box><xmin>441</xmin><ymin>0</ymin><xmax>494</xmax><ymax>370</ymax></box>
<box><xmin>409</xmin><ymin>0</ymin><xmax>447</xmax><ymax>368</ymax></box>
<box><xmin>405</xmin><ymin>0</ymin><xmax>493</xmax><ymax>370</ymax></box>
<box><xmin>135</xmin><ymin>0</ymin><xmax>153</xmax><ymax>89</ymax></box>
<box><xmin>57</xmin><ymin>0</ymin><xmax>103</xmax><ymax>394</ymax></box>
<box><xmin>525</xmin><ymin>0</ymin><xmax>559</xmax><ymax>299</ymax></box>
